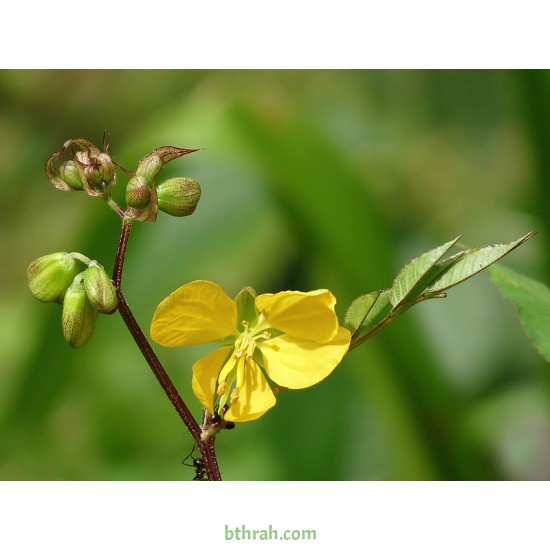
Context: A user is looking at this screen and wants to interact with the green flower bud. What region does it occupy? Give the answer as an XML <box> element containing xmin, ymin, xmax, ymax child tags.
<box><xmin>62</xmin><ymin>274</ymin><xmax>98</xmax><ymax>348</ymax></box>
<box><xmin>84</xmin><ymin>164</ymin><xmax>103</xmax><ymax>186</ymax></box>
<box><xmin>125</xmin><ymin>176</ymin><xmax>151</xmax><ymax>209</ymax></box>
<box><xmin>136</xmin><ymin>155</ymin><xmax>163</xmax><ymax>184</ymax></box>
<box><xmin>83</xmin><ymin>262</ymin><xmax>118</xmax><ymax>314</ymax></box>
<box><xmin>74</xmin><ymin>150</ymin><xmax>114</xmax><ymax>189</ymax></box>
<box><xmin>96</xmin><ymin>152</ymin><xmax>116</xmax><ymax>184</ymax></box>
<box><xmin>157</xmin><ymin>177</ymin><xmax>201</xmax><ymax>217</ymax></box>
<box><xmin>59</xmin><ymin>161</ymin><xmax>84</xmax><ymax>190</ymax></box>
<box><xmin>27</xmin><ymin>252</ymin><xmax>84</xmax><ymax>303</ymax></box>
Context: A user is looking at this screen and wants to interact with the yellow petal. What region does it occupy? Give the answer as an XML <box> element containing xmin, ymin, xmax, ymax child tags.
<box><xmin>151</xmin><ymin>280</ymin><xmax>238</xmax><ymax>346</ymax></box>
<box><xmin>259</xmin><ymin>326</ymin><xmax>351</xmax><ymax>389</ymax></box>
<box><xmin>192</xmin><ymin>346</ymin><xmax>232</xmax><ymax>413</ymax></box>
<box><xmin>224</xmin><ymin>358</ymin><xmax>276</xmax><ymax>422</ymax></box>
<box><xmin>256</xmin><ymin>289</ymin><xmax>339</xmax><ymax>343</ymax></box>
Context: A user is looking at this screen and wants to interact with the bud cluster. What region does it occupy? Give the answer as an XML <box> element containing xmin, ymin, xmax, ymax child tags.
<box><xmin>28</xmin><ymin>253</ymin><xmax>118</xmax><ymax>348</ymax></box>
<box><xmin>45</xmin><ymin>137</ymin><xmax>202</xmax><ymax>224</ymax></box>
<box><xmin>125</xmin><ymin>146</ymin><xmax>201</xmax><ymax>222</ymax></box>
<box><xmin>46</xmin><ymin>138</ymin><xmax>117</xmax><ymax>197</ymax></box>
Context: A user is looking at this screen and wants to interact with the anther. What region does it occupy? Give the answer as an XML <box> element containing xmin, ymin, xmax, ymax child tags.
<box><xmin>216</xmin><ymin>380</ymin><xmax>226</xmax><ymax>396</ymax></box>
<box><xmin>230</xmin><ymin>387</ymin><xmax>240</xmax><ymax>404</ymax></box>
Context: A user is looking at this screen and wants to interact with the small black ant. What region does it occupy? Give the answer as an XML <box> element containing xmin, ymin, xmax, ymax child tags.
<box><xmin>182</xmin><ymin>444</ymin><xmax>208</xmax><ymax>481</ymax></box>
<box><xmin>210</xmin><ymin>405</ymin><xmax>235</xmax><ymax>429</ymax></box>
<box><xmin>209</xmin><ymin>413</ymin><xmax>235</xmax><ymax>430</ymax></box>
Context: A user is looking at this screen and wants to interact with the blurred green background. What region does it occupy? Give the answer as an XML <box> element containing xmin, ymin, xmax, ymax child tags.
<box><xmin>0</xmin><ymin>70</ymin><xmax>548</xmax><ymax>480</ymax></box>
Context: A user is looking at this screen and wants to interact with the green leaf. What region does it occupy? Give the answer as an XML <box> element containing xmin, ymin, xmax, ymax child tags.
<box><xmin>390</xmin><ymin>235</ymin><xmax>462</xmax><ymax>308</ymax></box>
<box><xmin>344</xmin><ymin>290</ymin><xmax>381</xmax><ymax>336</ymax></box>
<box><xmin>490</xmin><ymin>264</ymin><xmax>550</xmax><ymax>362</ymax></box>
<box><xmin>427</xmin><ymin>231</ymin><xmax>536</xmax><ymax>293</ymax></box>
<box><xmin>345</xmin><ymin>289</ymin><xmax>391</xmax><ymax>340</ymax></box>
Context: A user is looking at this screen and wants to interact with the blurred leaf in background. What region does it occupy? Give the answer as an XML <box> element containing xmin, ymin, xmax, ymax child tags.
<box><xmin>490</xmin><ymin>264</ymin><xmax>550</xmax><ymax>362</ymax></box>
<box><xmin>0</xmin><ymin>70</ymin><xmax>548</xmax><ymax>480</ymax></box>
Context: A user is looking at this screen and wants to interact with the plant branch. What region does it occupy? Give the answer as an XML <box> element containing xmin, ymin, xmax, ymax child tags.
<box><xmin>113</xmin><ymin>216</ymin><xmax>133</xmax><ymax>287</ymax></box>
<box><xmin>115</xmin><ymin>290</ymin><xmax>202</xmax><ymax>441</ymax></box>
<box><xmin>348</xmin><ymin>294</ymin><xmax>437</xmax><ymax>352</ymax></box>
<box><xmin>106</xmin><ymin>196</ymin><xmax>125</xmax><ymax>218</ymax></box>
<box><xmin>348</xmin><ymin>314</ymin><xmax>396</xmax><ymax>351</ymax></box>
<box><xmin>112</xmin><ymin>217</ymin><xmax>222</xmax><ymax>480</ymax></box>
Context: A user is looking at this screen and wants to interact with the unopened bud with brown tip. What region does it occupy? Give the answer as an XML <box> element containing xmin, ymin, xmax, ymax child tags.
<box><xmin>157</xmin><ymin>177</ymin><xmax>201</xmax><ymax>217</ymax></box>
<box><xmin>125</xmin><ymin>176</ymin><xmax>151</xmax><ymax>209</ymax></box>
<box><xmin>62</xmin><ymin>274</ymin><xmax>98</xmax><ymax>348</ymax></box>
<box><xmin>83</xmin><ymin>262</ymin><xmax>118</xmax><ymax>314</ymax></box>
<box><xmin>28</xmin><ymin>252</ymin><xmax>84</xmax><ymax>304</ymax></box>
<box><xmin>59</xmin><ymin>161</ymin><xmax>84</xmax><ymax>190</ymax></box>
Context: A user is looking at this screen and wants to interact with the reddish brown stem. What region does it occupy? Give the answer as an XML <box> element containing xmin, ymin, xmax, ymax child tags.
<box><xmin>113</xmin><ymin>217</ymin><xmax>221</xmax><ymax>480</ymax></box>
<box><xmin>115</xmin><ymin>290</ymin><xmax>202</xmax><ymax>441</ymax></box>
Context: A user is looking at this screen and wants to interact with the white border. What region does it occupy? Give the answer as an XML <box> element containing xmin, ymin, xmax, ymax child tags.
<box><xmin>3</xmin><ymin>1</ymin><xmax>549</xmax><ymax>68</ymax></box>
<box><xmin>1</xmin><ymin>482</ymin><xmax>548</xmax><ymax>549</ymax></box>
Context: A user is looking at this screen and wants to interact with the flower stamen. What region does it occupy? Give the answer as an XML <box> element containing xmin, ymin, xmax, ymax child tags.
<box><xmin>230</xmin><ymin>386</ymin><xmax>240</xmax><ymax>405</ymax></box>
<box><xmin>245</xmin><ymin>340</ymin><xmax>256</xmax><ymax>359</ymax></box>
<box><xmin>216</xmin><ymin>379</ymin><xmax>226</xmax><ymax>397</ymax></box>
<box><xmin>217</xmin><ymin>368</ymin><xmax>236</xmax><ymax>412</ymax></box>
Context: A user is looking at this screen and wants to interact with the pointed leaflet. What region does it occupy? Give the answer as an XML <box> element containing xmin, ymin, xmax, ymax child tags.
<box><xmin>490</xmin><ymin>264</ymin><xmax>550</xmax><ymax>362</ymax></box>
<box><xmin>344</xmin><ymin>289</ymin><xmax>391</xmax><ymax>340</ymax></box>
<box><xmin>390</xmin><ymin>235</ymin><xmax>462</xmax><ymax>308</ymax></box>
<box><xmin>344</xmin><ymin>290</ymin><xmax>381</xmax><ymax>336</ymax></box>
<box><xmin>427</xmin><ymin>231</ymin><xmax>536</xmax><ymax>293</ymax></box>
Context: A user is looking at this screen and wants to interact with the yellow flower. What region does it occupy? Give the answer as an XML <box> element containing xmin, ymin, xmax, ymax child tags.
<box><xmin>150</xmin><ymin>280</ymin><xmax>351</xmax><ymax>422</ymax></box>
